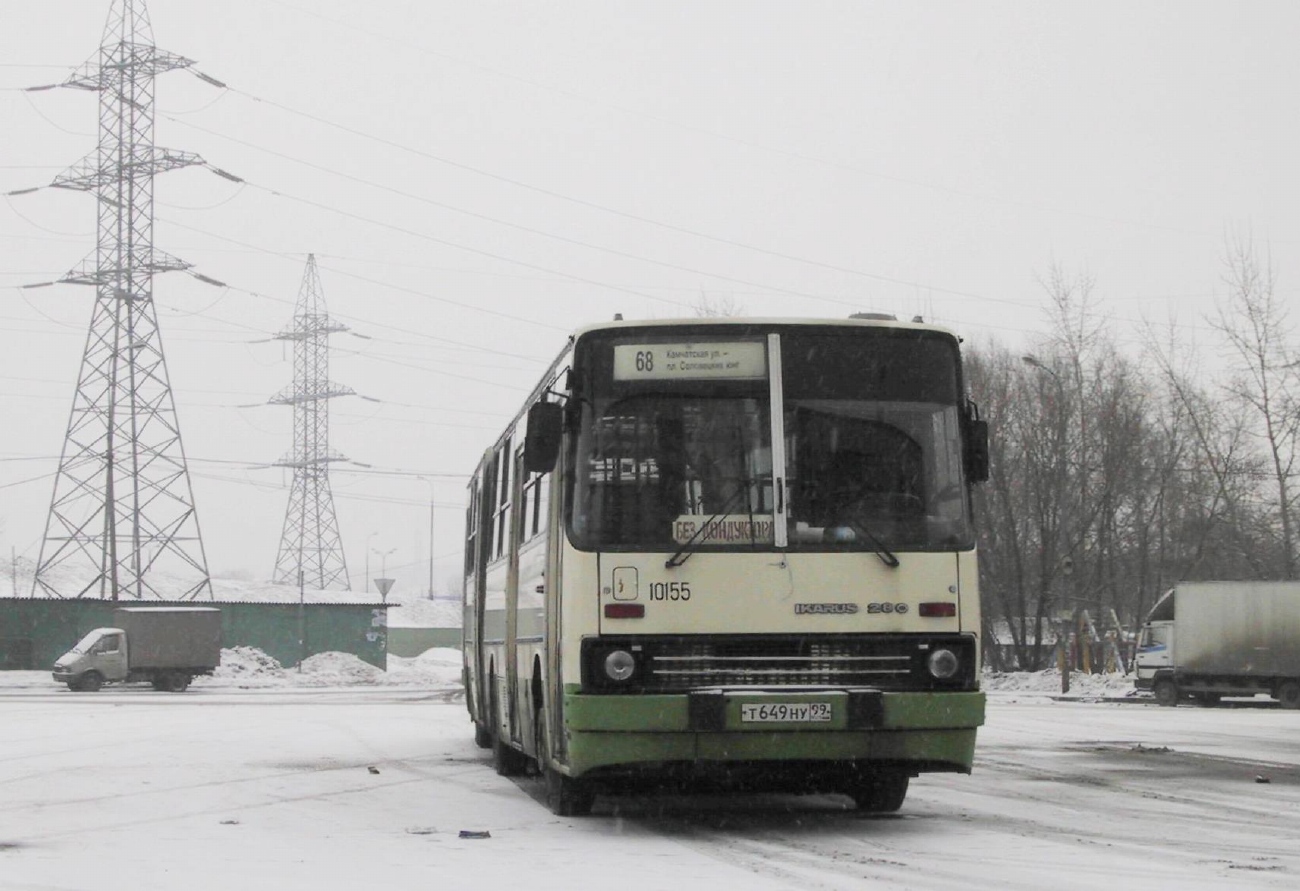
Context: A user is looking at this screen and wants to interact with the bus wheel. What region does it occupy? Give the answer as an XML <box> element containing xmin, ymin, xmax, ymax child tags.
<box><xmin>1153</xmin><ymin>679</ymin><xmax>1179</xmax><ymax>707</ymax></box>
<box><xmin>490</xmin><ymin>682</ymin><xmax>529</xmax><ymax>776</ymax></box>
<box><xmin>849</xmin><ymin>765</ymin><xmax>909</xmax><ymax>813</ymax></box>
<box><xmin>493</xmin><ymin>733</ymin><xmax>529</xmax><ymax>776</ymax></box>
<box><xmin>546</xmin><ymin>767</ymin><xmax>595</xmax><ymax>817</ymax></box>
<box><xmin>473</xmin><ymin>722</ymin><xmax>493</xmax><ymax>749</ymax></box>
<box><xmin>1276</xmin><ymin>680</ymin><xmax>1300</xmax><ymax>709</ymax></box>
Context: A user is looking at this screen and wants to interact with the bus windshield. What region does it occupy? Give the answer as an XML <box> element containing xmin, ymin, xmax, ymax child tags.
<box><xmin>568</xmin><ymin>327</ymin><xmax>973</xmax><ymax>551</ymax></box>
<box><xmin>782</xmin><ymin>331</ymin><xmax>972</xmax><ymax>550</ymax></box>
<box><xmin>571</xmin><ymin>391</ymin><xmax>773</xmax><ymax>549</ymax></box>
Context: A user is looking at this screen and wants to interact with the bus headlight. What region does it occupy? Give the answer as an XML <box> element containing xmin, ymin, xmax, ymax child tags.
<box><xmin>927</xmin><ymin>648</ymin><xmax>960</xmax><ymax>680</ymax></box>
<box><xmin>603</xmin><ymin>649</ymin><xmax>637</xmax><ymax>682</ymax></box>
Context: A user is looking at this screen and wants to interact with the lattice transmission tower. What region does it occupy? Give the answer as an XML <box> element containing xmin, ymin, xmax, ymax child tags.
<box><xmin>270</xmin><ymin>255</ymin><xmax>353</xmax><ymax>590</ymax></box>
<box><xmin>33</xmin><ymin>0</ymin><xmax>212</xmax><ymax>600</ymax></box>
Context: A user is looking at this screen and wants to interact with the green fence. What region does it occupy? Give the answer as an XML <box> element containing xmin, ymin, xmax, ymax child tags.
<box><xmin>0</xmin><ymin>599</ymin><xmax>389</xmax><ymax>671</ymax></box>
<box><xmin>388</xmin><ymin>627</ymin><xmax>460</xmax><ymax>657</ymax></box>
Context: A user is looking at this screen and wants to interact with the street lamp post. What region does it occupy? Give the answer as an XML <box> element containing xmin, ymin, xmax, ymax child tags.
<box><xmin>372</xmin><ymin>546</ymin><xmax>396</xmax><ymax>594</ymax></box>
<box><xmin>417</xmin><ymin>476</ymin><xmax>435</xmax><ymax>599</ymax></box>
<box><xmin>364</xmin><ymin>531</ymin><xmax>377</xmax><ymax>594</ymax></box>
<box><xmin>376</xmin><ymin>547</ymin><xmax>396</xmax><ymax>577</ymax></box>
<box><xmin>297</xmin><ymin>569</ymin><xmax>305</xmax><ymax>672</ymax></box>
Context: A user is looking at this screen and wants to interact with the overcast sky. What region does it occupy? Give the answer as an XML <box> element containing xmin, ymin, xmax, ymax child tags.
<box><xmin>2</xmin><ymin>1</ymin><xmax>1297</xmax><ymax>593</ymax></box>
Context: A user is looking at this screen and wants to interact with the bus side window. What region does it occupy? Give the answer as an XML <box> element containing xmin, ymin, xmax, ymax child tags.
<box><xmin>494</xmin><ymin>438</ymin><xmax>512</xmax><ymax>560</ymax></box>
<box><xmin>520</xmin><ymin>467</ymin><xmax>549</xmax><ymax>542</ymax></box>
<box><xmin>533</xmin><ymin>471</ymin><xmax>548</xmax><ymax>538</ymax></box>
<box><xmin>482</xmin><ymin>457</ymin><xmax>497</xmax><ymax>560</ymax></box>
<box><xmin>515</xmin><ymin>448</ymin><xmax>529</xmax><ymax>543</ymax></box>
<box><xmin>464</xmin><ymin>479</ymin><xmax>478</xmax><ymax>577</ymax></box>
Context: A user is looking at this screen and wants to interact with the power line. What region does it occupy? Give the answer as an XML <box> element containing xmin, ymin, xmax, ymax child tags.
<box><xmin>231</xmin><ymin>10</ymin><xmax>1236</xmax><ymax>248</ymax></box>
<box><xmin>161</xmin><ymin>113</ymin><xmax>896</xmax><ymax>314</ymax></box>
<box><xmin>157</xmin><ymin>213</ymin><xmax>576</xmax><ymax>334</ymax></box>
<box><xmin>152</xmin><ymin>97</ymin><xmax>1235</xmax><ymax>341</ymax></box>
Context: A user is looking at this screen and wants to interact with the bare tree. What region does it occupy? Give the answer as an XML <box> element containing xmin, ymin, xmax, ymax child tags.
<box><xmin>692</xmin><ymin>292</ymin><xmax>744</xmax><ymax>318</ymax></box>
<box><xmin>974</xmin><ymin>268</ymin><xmax>1178</xmax><ymax>666</ymax></box>
<box><xmin>968</xmin><ymin>252</ymin><xmax>1300</xmax><ymax>670</ymax></box>
<box><xmin>1211</xmin><ymin>236</ymin><xmax>1300</xmax><ymax>577</ymax></box>
<box><xmin>967</xmin><ymin>343</ymin><xmax>1042</xmax><ymax>669</ymax></box>
<box><xmin>1142</xmin><ymin>315</ymin><xmax>1264</xmax><ymax>580</ymax></box>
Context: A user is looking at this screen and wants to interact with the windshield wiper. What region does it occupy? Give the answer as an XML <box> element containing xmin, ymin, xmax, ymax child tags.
<box><xmin>832</xmin><ymin>486</ymin><xmax>902</xmax><ymax>569</ymax></box>
<box><xmin>665</xmin><ymin>479</ymin><xmax>752</xmax><ymax>568</ymax></box>
<box><xmin>844</xmin><ymin>518</ymin><xmax>900</xmax><ymax>569</ymax></box>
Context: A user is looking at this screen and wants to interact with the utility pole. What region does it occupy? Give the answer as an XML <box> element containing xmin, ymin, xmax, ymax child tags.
<box><xmin>32</xmin><ymin>0</ymin><xmax>212</xmax><ymax>600</ymax></box>
<box><xmin>417</xmin><ymin>475</ymin><xmax>435</xmax><ymax>599</ymax></box>
<box><xmin>364</xmin><ymin>531</ymin><xmax>377</xmax><ymax>593</ymax></box>
<box><xmin>270</xmin><ymin>255</ymin><xmax>353</xmax><ymax>590</ymax></box>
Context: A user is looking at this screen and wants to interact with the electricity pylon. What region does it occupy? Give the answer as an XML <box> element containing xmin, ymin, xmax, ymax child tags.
<box><xmin>33</xmin><ymin>0</ymin><xmax>212</xmax><ymax>600</ymax></box>
<box><xmin>270</xmin><ymin>255</ymin><xmax>353</xmax><ymax>590</ymax></box>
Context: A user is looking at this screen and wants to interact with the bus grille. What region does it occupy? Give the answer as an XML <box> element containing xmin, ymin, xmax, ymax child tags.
<box><xmin>582</xmin><ymin>634</ymin><xmax>976</xmax><ymax>693</ymax></box>
<box><xmin>651</xmin><ymin>641</ymin><xmax>911</xmax><ymax>688</ymax></box>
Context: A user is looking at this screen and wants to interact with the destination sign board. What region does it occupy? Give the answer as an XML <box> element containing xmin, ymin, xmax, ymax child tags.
<box><xmin>613</xmin><ymin>342</ymin><xmax>767</xmax><ymax>381</ymax></box>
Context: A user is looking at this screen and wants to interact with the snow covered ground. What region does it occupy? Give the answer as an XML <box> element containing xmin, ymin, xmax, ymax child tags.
<box><xmin>3</xmin><ymin>656</ymin><xmax>1297</xmax><ymax>890</ymax></box>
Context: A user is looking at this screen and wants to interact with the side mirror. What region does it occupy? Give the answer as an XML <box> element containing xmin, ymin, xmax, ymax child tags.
<box><xmin>966</xmin><ymin>419</ymin><xmax>989</xmax><ymax>483</ymax></box>
<box><xmin>523</xmin><ymin>401</ymin><xmax>564</xmax><ymax>474</ymax></box>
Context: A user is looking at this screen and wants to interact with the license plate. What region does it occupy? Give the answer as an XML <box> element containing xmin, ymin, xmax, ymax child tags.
<box><xmin>739</xmin><ymin>702</ymin><xmax>833</xmax><ymax>723</ymax></box>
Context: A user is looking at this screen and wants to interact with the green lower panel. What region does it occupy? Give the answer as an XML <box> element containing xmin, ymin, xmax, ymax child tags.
<box><xmin>561</xmin><ymin>689</ymin><xmax>984</xmax><ymax>777</ymax></box>
<box><xmin>565</xmin><ymin>693</ymin><xmax>691</xmax><ymax>731</ymax></box>
<box><xmin>563</xmin><ymin>689</ymin><xmax>985</xmax><ymax>732</ymax></box>
<box><xmin>693</xmin><ymin>728</ymin><xmax>977</xmax><ymax>763</ymax></box>
<box><xmin>566</xmin><ymin>727</ymin><xmax>979</xmax><ymax>776</ymax></box>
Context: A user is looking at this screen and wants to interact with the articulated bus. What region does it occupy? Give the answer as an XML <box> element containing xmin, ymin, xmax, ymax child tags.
<box><xmin>462</xmin><ymin>316</ymin><xmax>989</xmax><ymax>815</ymax></box>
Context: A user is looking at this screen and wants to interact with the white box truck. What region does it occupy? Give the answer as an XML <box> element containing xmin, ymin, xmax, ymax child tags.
<box><xmin>1135</xmin><ymin>581</ymin><xmax>1300</xmax><ymax>707</ymax></box>
<box><xmin>52</xmin><ymin>607</ymin><xmax>222</xmax><ymax>692</ymax></box>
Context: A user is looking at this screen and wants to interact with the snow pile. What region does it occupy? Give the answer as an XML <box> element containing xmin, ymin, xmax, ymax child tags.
<box><xmin>983</xmin><ymin>667</ymin><xmax>1140</xmax><ymax>699</ymax></box>
<box><xmin>386</xmin><ymin>597</ymin><xmax>461</xmax><ymax>628</ymax></box>
<box><xmin>198</xmin><ymin>646</ymin><xmax>463</xmax><ymax>689</ymax></box>
<box><xmin>215</xmin><ymin>645</ymin><xmax>287</xmax><ymax>678</ymax></box>
<box><xmin>390</xmin><ymin>647</ymin><xmax>464</xmax><ymax>687</ymax></box>
<box><xmin>298</xmin><ymin>651</ymin><xmax>386</xmax><ymax>685</ymax></box>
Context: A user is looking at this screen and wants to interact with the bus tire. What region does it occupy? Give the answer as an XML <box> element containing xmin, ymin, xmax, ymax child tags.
<box><xmin>1153</xmin><ymin>678</ymin><xmax>1179</xmax><ymax>707</ymax></box>
<box><xmin>493</xmin><ymin>732</ymin><xmax>529</xmax><ymax>776</ymax></box>
<box><xmin>546</xmin><ymin>766</ymin><xmax>595</xmax><ymax>817</ymax></box>
<box><xmin>489</xmin><ymin>679</ymin><xmax>529</xmax><ymax>776</ymax></box>
<box><xmin>473</xmin><ymin>722</ymin><xmax>493</xmax><ymax>749</ymax></box>
<box><xmin>848</xmin><ymin>765</ymin><xmax>909</xmax><ymax>813</ymax></box>
<box><xmin>1276</xmin><ymin>680</ymin><xmax>1300</xmax><ymax>709</ymax></box>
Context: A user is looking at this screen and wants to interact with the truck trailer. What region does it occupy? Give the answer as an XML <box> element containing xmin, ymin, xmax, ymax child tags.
<box><xmin>52</xmin><ymin>607</ymin><xmax>222</xmax><ymax>692</ymax></box>
<box><xmin>1135</xmin><ymin>581</ymin><xmax>1300</xmax><ymax>708</ymax></box>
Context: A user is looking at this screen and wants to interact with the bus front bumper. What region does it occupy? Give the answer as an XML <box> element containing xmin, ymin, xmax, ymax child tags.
<box><xmin>561</xmin><ymin>688</ymin><xmax>985</xmax><ymax>777</ymax></box>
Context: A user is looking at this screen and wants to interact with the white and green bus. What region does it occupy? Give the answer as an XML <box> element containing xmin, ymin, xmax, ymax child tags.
<box><xmin>462</xmin><ymin>316</ymin><xmax>989</xmax><ymax>816</ymax></box>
